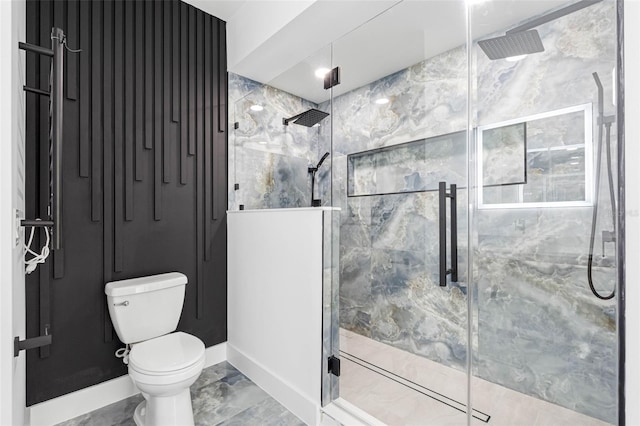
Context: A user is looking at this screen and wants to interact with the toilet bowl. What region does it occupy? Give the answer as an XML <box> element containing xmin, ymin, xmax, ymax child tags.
<box><xmin>105</xmin><ymin>272</ymin><xmax>205</xmax><ymax>426</ymax></box>
<box><xmin>128</xmin><ymin>332</ymin><xmax>205</xmax><ymax>426</ymax></box>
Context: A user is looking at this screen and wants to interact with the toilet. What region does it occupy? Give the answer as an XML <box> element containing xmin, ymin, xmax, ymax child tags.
<box><xmin>105</xmin><ymin>272</ymin><xmax>205</xmax><ymax>426</ymax></box>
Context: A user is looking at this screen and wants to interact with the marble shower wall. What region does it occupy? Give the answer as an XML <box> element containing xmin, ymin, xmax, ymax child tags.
<box><xmin>472</xmin><ymin>2</ymin><xmax>617</xmax><ymax>422</ymax></box>
<box><xmin>329</xmin><ymin>1</ymin><xmax>618</xmax><ymax>423</ymax></box>
<box><xmin>324</xmin><ymin>45</ymin><xmax>471</xmax><ymax>372</ymax></box>
<box><xmin>228</xmin><ymin>73</ymin><xmax>321</xmax><ymax>210</ymax></box>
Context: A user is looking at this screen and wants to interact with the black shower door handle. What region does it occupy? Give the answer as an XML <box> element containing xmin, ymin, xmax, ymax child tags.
<box><xmin>439</xmin><ymin>182</ymin><xmax>458</xmax><ymax>286</ymax></box>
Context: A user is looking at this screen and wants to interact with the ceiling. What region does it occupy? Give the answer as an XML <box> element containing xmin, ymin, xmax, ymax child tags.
<box><xmin>186</xmin><ymin>0</ymin><xmax>575</xmax><ymax>104</ymax></box>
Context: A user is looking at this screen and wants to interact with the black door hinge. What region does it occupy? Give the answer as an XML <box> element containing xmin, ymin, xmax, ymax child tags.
<box><xmin>328</xmin><ymin>355</ymin><xmax>341</xmax><ymax>377</ymax></box>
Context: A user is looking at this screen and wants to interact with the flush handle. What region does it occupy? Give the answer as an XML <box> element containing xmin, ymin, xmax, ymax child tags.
<box><xmin>113</xmin><ymin>301</ymin><xmax>129</xmax><ymax>307</ymax></box>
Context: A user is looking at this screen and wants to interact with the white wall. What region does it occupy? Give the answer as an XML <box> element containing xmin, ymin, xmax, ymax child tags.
<box><xmin>227</xmin><ymin>208</ymin><xmax>332</xmax><ymax>425</ymax></box>
<box><xmin>624</xmin><ymin>2</ymin><xmax>640</xmax><ymax>425</ymax></box>
<box><xmin>0</xmin><ymin>0</ymin><xmax>27</xmax><ymax>425</ymax></box>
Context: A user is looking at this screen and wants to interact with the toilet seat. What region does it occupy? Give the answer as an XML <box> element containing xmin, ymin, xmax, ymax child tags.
<box><xmin>129</xmin><ymin>332</ymin><xmax>205</xmax><ymax>376</ymax></box>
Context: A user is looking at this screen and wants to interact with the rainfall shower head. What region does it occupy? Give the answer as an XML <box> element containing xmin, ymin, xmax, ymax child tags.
<box><xmin>283</xmin><ymin>108</ymin><xmax>329</xmax><ymax>127</ymax></box>
<box><xmin>478</xmin><ymin>0</ymin><xmax>602</xmax><ymax>61</ymax></box>
<box><xmin>478</xmin><ymin>30</ymin><xmax>544</xmax><ymax>60</ymax></box>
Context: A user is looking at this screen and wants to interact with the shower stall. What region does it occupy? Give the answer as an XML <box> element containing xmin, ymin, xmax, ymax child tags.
<box><xmin>228</xmin><ymin>0</ymin><xmax>622</xmax><ymax>424</ymax></box>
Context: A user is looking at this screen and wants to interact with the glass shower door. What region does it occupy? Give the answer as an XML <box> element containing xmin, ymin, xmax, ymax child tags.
<box><xmin>469</xmin><ymin>1</ymin><xmax>620</xmax><ymax>424</ymax></box>
<box><xmin>328</xmin><ymin>1</ymin><xmax>471</xmax><ymax>423</ymax></box>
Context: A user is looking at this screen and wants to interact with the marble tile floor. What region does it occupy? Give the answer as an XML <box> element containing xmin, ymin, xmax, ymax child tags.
<box><xmin>56</xmin><ymin>361</ymin><xmax>304</xmax><ymax>426</ymax></box>
<box><xmin>339</xmin><ymin>328</ymin><xmax>613</xmax><ymax>426</ymax></box>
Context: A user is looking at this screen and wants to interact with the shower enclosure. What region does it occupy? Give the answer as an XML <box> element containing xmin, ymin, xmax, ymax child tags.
<box><xmin>228</xmin><ymin>0</ymin><xmax>622</xmax><ymax>424</ymax></box>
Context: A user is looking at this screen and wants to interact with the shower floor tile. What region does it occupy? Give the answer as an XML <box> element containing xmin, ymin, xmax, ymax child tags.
<box><xmin>55</xmin><ymin>362</ymin><xmax>304</xmax><ymax>426</ymax></box>
<box><xmin>339</xmin><ymin>328</ymin><xmax>613</xmax><ymax>426</ymax></box>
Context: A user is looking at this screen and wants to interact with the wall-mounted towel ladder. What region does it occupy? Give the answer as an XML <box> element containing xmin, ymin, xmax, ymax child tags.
<box><xmin>14</xmin><ymin>28</ymin><xmax>65</xmax><ymax>357</ymax></box>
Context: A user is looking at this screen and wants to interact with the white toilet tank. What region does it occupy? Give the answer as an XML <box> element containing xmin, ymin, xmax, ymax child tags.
<box><xmin>105</xmin><ymin>272</ymin><xmax>187</xmax><ymax>344</ymax></box>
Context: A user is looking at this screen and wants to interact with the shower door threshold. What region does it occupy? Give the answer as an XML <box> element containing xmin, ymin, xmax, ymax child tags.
<box><xmin>321</xmin><ymin>398</ymin><xmax>387</xmax><ymax>426</ymax></box>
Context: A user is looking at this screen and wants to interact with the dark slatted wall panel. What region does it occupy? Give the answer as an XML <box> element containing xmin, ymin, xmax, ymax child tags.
<box><xmin>195</xmin><ymin>10</ymin><xmax>204</xmax><ymax>319</ymax></box>
<box><xmin>124</xmin><ymin>0</ymin><xmax>134</xmax><ymax>220</ymax></box>
<box><xmin>180</xmin><ymin>2</ymin><xmax>188</xmax><ymax>185</ymax></box>
<box><xmin>24</xmin><ymin>0</ymin><xmax>228</xmax><ymax>405</ymax></box>
<box><xmin>66</xmin><ymin>0</ymin><xmax>78</xmax><ymax>101</ymax></box>
<box><xmin>134</xmin><ymin>1</ymin><xmax>144</xmax><ymax>182</ymax></box>
<box><xmin>37</xmin><ymin>0</ymin><xmax>52</xmax><ymax>357</ymax></box>
<box><xmin>103</xmin><ymin>0</ymin><xmax>115</xmax><ymax>340</ymax></box>
<box><xmin>78</xmin><ymin>0</ymin><xmax>90</xmax><ymax>178</ymax></box>
<box><xmin>144</xmin><ymin>1</ymin><xmax>153</xmax><ymax>151</ymax></box>
<box><xmin>162</xmin><ymin>1</ymin><xmax>171</xmax><ymax>184</ymax></box>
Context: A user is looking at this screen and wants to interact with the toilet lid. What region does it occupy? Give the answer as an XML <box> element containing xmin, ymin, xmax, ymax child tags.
<box><xmin>129</xmin><ymin>332</ymin><xmax>205</xmax><ymax>374</ymax></box>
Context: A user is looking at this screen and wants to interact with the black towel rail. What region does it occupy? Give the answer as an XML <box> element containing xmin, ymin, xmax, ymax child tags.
<box><xmin>19</xmin><ymin>28</ymin><xmax>64</xmax><ymax>252</ymax></box>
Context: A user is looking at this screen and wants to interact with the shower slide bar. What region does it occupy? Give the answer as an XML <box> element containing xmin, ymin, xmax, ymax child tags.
<box><xmin>439</xmin><ymin>182</ymin><xmax>458</xmax><ymax>287</ymax></box>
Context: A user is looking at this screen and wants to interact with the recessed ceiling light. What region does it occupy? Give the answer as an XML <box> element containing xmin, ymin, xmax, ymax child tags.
<box><xmin>250</xmin><ymin>104</ymin><xmax>263</xmax><ymax>112</ymax></box>
<box><xmin>315</xmin><ymin>68</ymin><xmax>330</xmax><ymax>79</ymax></box>
<box><xmin>570</xmin><ymin>162</ymin><xmax>579</xmax><ymax>165</ymax></box>
<box><xmin>375</xmin><ymin>98</ymin><xmax>389</xmax><ymax>105</ymax></box>
<box><xmin>505</xmin><ymin>54</ymin><xmax>527</xmax><ymax>62</ymax></box>
<box><xmin>258</xmin><ymin>141</ymin><xmax>267</xmax><ymax>145</ymax></box>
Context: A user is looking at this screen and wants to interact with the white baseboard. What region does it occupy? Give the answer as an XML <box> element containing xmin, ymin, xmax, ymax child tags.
<box><xmin>226</xmin><ymin>343</ymin><xmax>317</xmax><ymax>426</ymax></box>
<box><xmin>204</xmin><ymin>341</ymin><xmax>227</xmax><ymax>368</ymax></box>
<box><xmin>29</xmin><ymin>342</ymin><xmax>227</xmax><ymax>426</ymax></box>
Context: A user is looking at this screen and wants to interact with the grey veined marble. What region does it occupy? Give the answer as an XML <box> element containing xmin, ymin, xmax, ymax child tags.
<box><xmin>55</xmin><ymin>362</ymin><xmax>304</xmax><ymax>426</ymax></box>
<box><xmin>228</xmin><ymin>73</ymin><xmax>324</xmax><ymax>210</ymax></box>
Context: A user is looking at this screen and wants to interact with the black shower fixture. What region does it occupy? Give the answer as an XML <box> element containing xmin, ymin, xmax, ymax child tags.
<box><xmin>478</xmin><ymin>0</ymin><xmax>602</xmax><ymax>60</ymax></box>
<box><xmin>309</xmin><ymin>152</ymin><xmax>330</xmax><ymax>207</ymax></box>
<box><xmin>283</xmin><ymin>108</ymin><xmax>329</xmax><ymax>127</ymax></box>
<box><xmin>478</xmin><ymin>30</ymin><xmax>544</xmax><ymax>60</ymax></box>
<box><xmin>587</xmin><ymin>71</ymin><xmax>617</xmax><ymax>300</ymax></box>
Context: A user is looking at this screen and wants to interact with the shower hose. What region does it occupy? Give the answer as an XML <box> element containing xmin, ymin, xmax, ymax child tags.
<box><xmin>587</xmin><ymin>72</ymin><xmax>616</xmax><ymax>300</ymax></box>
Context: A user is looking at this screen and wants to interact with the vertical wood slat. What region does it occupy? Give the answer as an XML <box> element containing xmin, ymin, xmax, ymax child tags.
<box><xmin>38</xmin><ymin>0</ymin><xmax>52</xmax><ymax>359</ymax></box>
<box><xmin>215</xmin><ymin>20</ymin><xmax>227</xmax><ymax>220</ymax></box>
<box><xmin>78</xmin><ymin>0</ymin><xmax>90</xmax><ymax>178</ymax></box>
<box><xmin>124</xmin><ymin>0</ymin><xmax>134</xmax><ymax>220</ymax></box>
<box><xmin>218</xmin><ymin>21</ymin><xmax>227</xmax><ymax>134</ymax></box>
<box><xmin>220</xmin><ymin>22</ymin><xmax>228</xmax><ymax>219</ymax></box>
<box><xmin>180</xmin><ymin>2</ymin><xmax>188</xmax><ymax>185</ymax></box>
<box><xmin>144</xmin><ymin>0</ymin><xmax>153</xmax><ymax>150</ymax></box>
<box><xmin>195</xmin><ymin>10</ymin><xmax>204</xmax><ymax>319</ymax></box>
<box><xmin>113</xmin><ymin>0</ymin><xmax>124</xmax><ymax>272</ymax></box>
<box><xmin>204</xmin><ymin>16</ymin><xmax>211</xmax><ymax>262</ymax></box>
<box><xmin>154</xmin><ymin>0</ymin><xmax>162</xmax><ymax>220</ymax></box>
<box><xmin>91</xmin><ymin>1</ymin><xmax>102</xmax><ymax>222</ymax></box>
<box><xmin>66</xmin><ymin>0</ymin><xmax>78</xmax><ymax>100</ymax></box>
<box><xmin>188</xmin><ymin>7</ymin><xmax>196</xmax><ymax>156</ymax></box>
<box><xmin>211</xmin><ymin>19</ymin><xmax>218</xmax><ymax>222</ymax></box>
<box><xmin>163</xmin><ymin>2</ymin><xmax>172</xmax><ymax>184</ymax></box>
<box><xmin>103</xmin><ymin>0</ymin><xmax>114</xmax><ymax>341</ymax></box>
<box><xmin>51</xmin><ymin>0</ymin><xmax>66</xmax><ymax>280</ymax></box>
<box><xmin>134</xmin><ymin>0</ymin><xmax>144</xmax><ymax>181</ymax></box>
<box><xmin>172</xmin><ymin>0</ymin><xmax>179</xmax><ymax>123</ymax></box>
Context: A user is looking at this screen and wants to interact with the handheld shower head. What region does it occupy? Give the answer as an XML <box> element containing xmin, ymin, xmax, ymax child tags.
<box><xmin>316</xmin><ymin>152</ymin><xmax>330</xmax><ymax>168</ymax></box>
